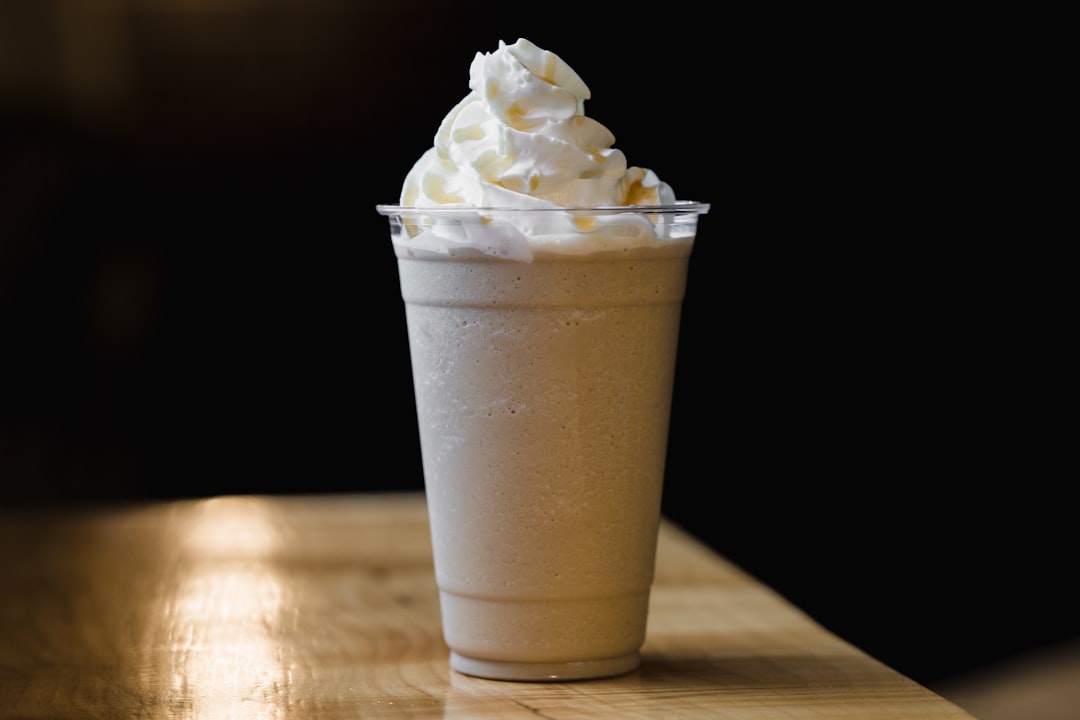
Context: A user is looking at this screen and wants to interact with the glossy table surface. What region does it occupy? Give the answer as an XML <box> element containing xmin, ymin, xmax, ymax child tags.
<box><xmin>0</xmin><ymin>492</ymin><xmax>974</xmax><ymax>719</ymax></box>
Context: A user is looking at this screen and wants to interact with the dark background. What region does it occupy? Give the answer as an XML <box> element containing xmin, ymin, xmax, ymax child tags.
<box><xmin>1</xmin><ymin>0</ymin><xmax>1072</xmax><ymax>695</ymax></box>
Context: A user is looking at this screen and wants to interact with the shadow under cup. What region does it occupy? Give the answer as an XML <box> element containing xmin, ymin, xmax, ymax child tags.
<box><xmin>377</xmin><ymin>202</ymin><xmax>709</xmax><ymax>681</ymax></box>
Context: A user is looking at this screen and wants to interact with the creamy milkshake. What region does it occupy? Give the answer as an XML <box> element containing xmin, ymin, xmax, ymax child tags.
<box><xmin>377</xmin><ymin>38</ymin><xmax>709</xmax><ymax>681</ymax></box>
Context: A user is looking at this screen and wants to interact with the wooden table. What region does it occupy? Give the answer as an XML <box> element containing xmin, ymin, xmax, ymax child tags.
<box><xmin>0</xmin><ymin>492</ymin><xmax>974</xmax><ymax>719</ymax></box>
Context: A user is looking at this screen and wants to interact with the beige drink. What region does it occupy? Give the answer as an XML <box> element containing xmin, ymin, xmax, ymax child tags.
<box><xmin>378</xmin><ymin>35</ymin><xmax>708</xmax><ymax>681</ymax></box>
<box><xmin>386</xmin><ymin>206</ymin><xmax>703</xmax><ymax>680</ymax></box>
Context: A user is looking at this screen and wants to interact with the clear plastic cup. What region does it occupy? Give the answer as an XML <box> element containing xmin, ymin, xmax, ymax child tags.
<box><xmin>378</xmin><ymin>202</ymin><xmax>709</xmax><ymax>681</ymax></box>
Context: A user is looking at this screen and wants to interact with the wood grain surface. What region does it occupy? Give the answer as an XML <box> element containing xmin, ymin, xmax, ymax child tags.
<box><xmin>0</xmin><ymin>493</ymin><xmax>974</xmax><ymax>719</ymax></box>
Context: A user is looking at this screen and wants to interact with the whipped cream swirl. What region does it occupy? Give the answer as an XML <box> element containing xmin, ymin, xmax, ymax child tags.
<box><xmin>401</xmin><ymin>38</ymin><xmax>675</xmax><ymax>210</ymax></box>
<box><xmin>387</xmin><ymin>38</ymin><xmax>703</xmax><ymax>259</ymax></box>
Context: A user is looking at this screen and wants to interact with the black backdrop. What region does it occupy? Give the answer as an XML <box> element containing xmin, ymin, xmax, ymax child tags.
<box><xmin>1</xmin><ymin>0</ymin><xmax>1073</xmax><ymax>690</ymax></box>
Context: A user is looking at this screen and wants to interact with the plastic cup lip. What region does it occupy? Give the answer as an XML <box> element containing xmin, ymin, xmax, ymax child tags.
<box><xmin>375</xmin><ymin>200</ymin><xmax>710</xmax><ymax>217</ymax></box>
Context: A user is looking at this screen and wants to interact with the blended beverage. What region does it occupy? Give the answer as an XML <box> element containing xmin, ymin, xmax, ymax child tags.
<box><xmin>377</xmin><ymin>38</ymin><xmax>709</xmax><ymax>681</ymax></box>
<box><xmin>398</xmin><ymin>241</ymin><xmax>690</xmax><ymax>680</ymax></box>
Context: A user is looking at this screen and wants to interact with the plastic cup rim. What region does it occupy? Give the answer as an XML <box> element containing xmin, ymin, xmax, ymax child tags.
<box><xmin>376</xmin><ymin>201</ymin><xmax>710</xmax><ymax>217</ymax></box>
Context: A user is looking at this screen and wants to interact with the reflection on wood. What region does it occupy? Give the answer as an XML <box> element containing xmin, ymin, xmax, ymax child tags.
<box><xmin>0</xmin><ymin>493</ymin><xmax>973</xmax><ymax>718</ymax></box>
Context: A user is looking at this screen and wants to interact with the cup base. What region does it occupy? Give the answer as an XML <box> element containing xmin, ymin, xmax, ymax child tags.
<box><xmin>449</xmin><ymin>651</ymin><xmax>640</xmax><ymax>682</ymax></box>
